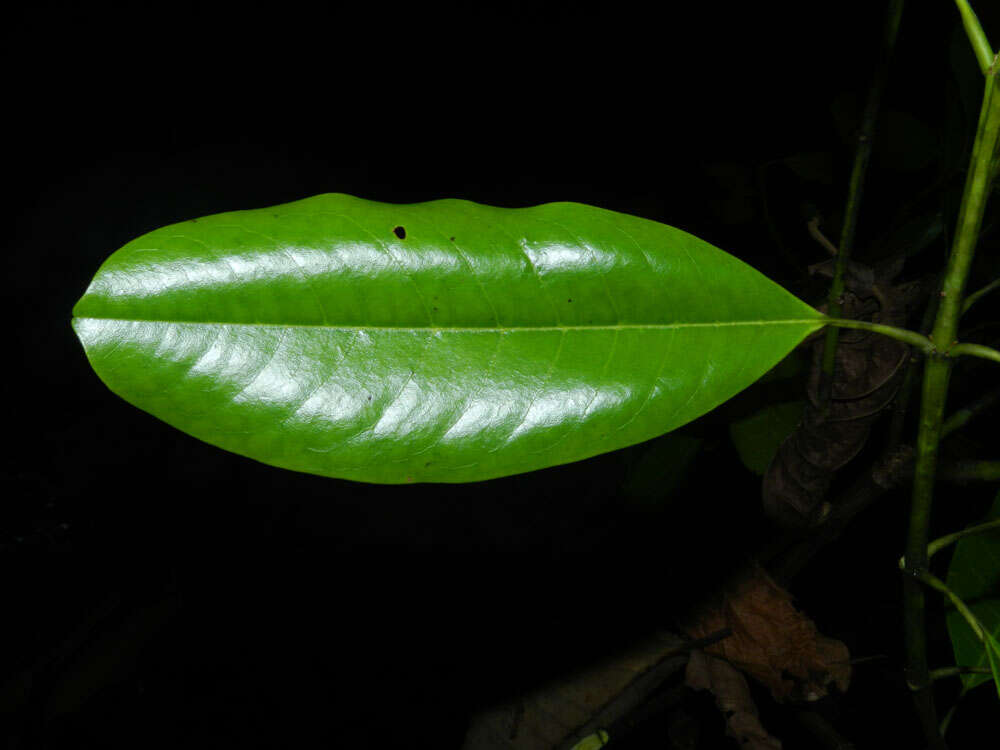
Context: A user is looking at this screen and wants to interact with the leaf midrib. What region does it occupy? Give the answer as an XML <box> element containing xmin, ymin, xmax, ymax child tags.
<box><xmin>73</xmin><ymin>317</ymin><xmax>825</xmax><ymax>332</ymax></box>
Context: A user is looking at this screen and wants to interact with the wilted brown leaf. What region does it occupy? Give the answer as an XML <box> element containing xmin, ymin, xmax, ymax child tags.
<box><xmin>685</xmin><ymin>650</ymin><xmax>782</xmax><ymax>750</ymax></box>
<box><xmin>685</xmin><ymin>565</ymin><xmax>850</xmax><ymax>702</ymax></box>
<box><xmin>763</xmin><ymin>257</ymin><xmax>911</xmax><ymax>527</ymax></box>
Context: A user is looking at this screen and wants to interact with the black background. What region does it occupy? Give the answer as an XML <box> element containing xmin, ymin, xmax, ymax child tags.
<box><xmin>5</xmin><ymin>2</ymin><xmax>1000</xmax><ymax>747</ymax></box>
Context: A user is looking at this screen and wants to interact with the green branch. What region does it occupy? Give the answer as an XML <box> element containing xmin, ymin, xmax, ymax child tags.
<box><xmin>822</xmin><ymin>319</ymin><xmax>1000</xmax><ymax>363</ymax></box>
<box><xmin>903</xmin><ymin>45</ymin><xmax>1000</xmax><ymax>745</ymax></box>
<box><xmin>929</xmin><ymin>518</ymin><xmax>1000</xmax><ymax>558</ymax></box>
<box><xmin>902</xmin><ymin>564</ymin><xmax>987</xmax><ymax>646</ymax></box>
<box><xmin>940</xmin><ymin>460</ymin><xmax>1000</xmax><ymax>483</ymax></box>
<box><xmin>963</xmin><ymin>276</ymin><xmax>1000</xmax><ymax>313</ymax></box>
<box><xmin>818</xmin><ymin>0</ymin><xmax>905</xmax><ymax>408</ymax></box>
<box><xmin>942</xmin><ymin>385</ymin><xmax>1000</xmax><ymax>437</ymax></box>
<box><xmin>954</xmin><ymin>0</ymin><xmax>995</xmax><ymax>74</ymax></box>
<box><xmin>906</xmin><ymin>567</ymin><xmax>1000</xmax><ymax>701</ymax></box>
<box><xmin>948</xmin><ymin>342</ymin><xmax>1000</xmax><ymax>363</ymax></box>
<box><xmin>825</xmin><ymin>317</ymin><xmax>935</xmax><ymax>352</ymax></box>
<box><xmin>931</xmin><ymin>665</ymin><xmax>992</xmax><ymax>681</ymax></box>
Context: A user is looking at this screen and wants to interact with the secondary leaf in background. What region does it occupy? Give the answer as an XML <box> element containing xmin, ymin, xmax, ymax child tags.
<box><xmin>620</xmin><ymin>433</ymin><xmax>703</xmax><ymax>506</ymax></box>
<box><xmin>568</xmin><ymin>731</ymin><xmax>609</xmax><ymax>750</ymax></box>
<box><xmin>729</xmin><ymin>401</ymin><xmax>804</xmax><ymax>476</ymax></box>
<box><xmin>757</xmin><ymin>350</ymin><xmax>806</xmax><ymax>384</ymax></box>
<box><xmin>73</xmin><ymin>194</ymin><xmax>824</xmax><ymax>484</ymax></box>
<box><xmin>946</xmin><ymin>491</ymin><xmax>1000</xmax><ymax>691</ymax></box>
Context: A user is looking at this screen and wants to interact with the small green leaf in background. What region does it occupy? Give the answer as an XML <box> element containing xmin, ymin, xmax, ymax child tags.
<box><xmin>946</xmin><ymin>491</ymin><xmax>1000</xmax><ymax>691</ymax></box>
<box><xmin>570</xmin><ymin>730</ymin><xmax>610</xmax><ymax>750</ymax></box>
<box><xmin>621</xmin><ymin>433</ymin><xmax>703</xmax><ymax>507</ymax></box>
<box><xmin>780</xmin><ymin>151</ymin><xmax>835</xmax><ymax>185</ymax></box>
<box><xmin>729</xmin><ymin>401</ymin><xmax>804</xmax><ymax>476</ymax></box>
<box><xmin>757</xmin><ymin>350</ymin><xmax>806</xmax><ymax>384</ymax></box>
<box><xmin>73</xmin><ymin>194</ymin><xmax>824</xmax><ymax>484</ymax></box>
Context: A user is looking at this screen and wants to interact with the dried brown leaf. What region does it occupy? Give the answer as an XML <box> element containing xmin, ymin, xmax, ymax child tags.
<box><xmin>764</xmin><ymin>262</ymin><xmax>911</xmax><ymax>527</ymax></box>
<box><xmin>685</xmin><ymin>650</ymin><xmax>782</xmax><ymax>749</ymax></box>
<box><xmin>686</xmin><ymin>565</ymin><xmax>851</xmax><ymax>702</ymax></box>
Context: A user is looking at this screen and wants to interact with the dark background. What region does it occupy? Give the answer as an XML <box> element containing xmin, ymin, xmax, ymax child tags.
<box><xmin>4</xmin><ymin>2</ymin><xmax>1000</xmax><ymax>747</ymax></box>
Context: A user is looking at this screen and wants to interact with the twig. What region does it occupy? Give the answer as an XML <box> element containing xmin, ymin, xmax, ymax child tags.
<box><xmin>930</xmin><ymin>665</ymin><xmax>992</xmax><ymax>681</ymax></box>
<box><xmin>808</xmin><ymin>217</ymin><xmax>841</xmax><ymax>256</ymax></box>
<box><xmin>962</xmin><ymin>276</ymin><xmax>1000</xmax><ymax>313</ymax></box>
<box><xmin>903</xmin><ymin>566</ymin><xmax>988</xmax><ymax>642</ymax></box>
<box><xmin>825</xmin><ymin>317</ymin><xmax>936</xmax><ymax>352</ymax></box>
<box><xmin>929</xmin><ymin>518</ymin><xmax>1000</xmax><ymax>558</ymax></box>
<box><xmin>767</xmin><ymin>444</ymin><xmax>914</xmax><ymax>585</ymax></box>
<box><xmin>941</xmin><ymin>384</ymin><xmax>1000</xmax><ymax>437</ymax></box>
<box><xmin>903</xmin><ymin>41</ymin><xmax>1000</xmax><ymax>746</ymax></box>
<box><xmin>954</xmin><ymin>0</ymin><xmax>995</xmax><ymax>74</ymax></box>
<box><xmin>821</xmin><ymin>317</ymin><xmax>1000</xmax><ymax>363</ymax></box>
<box><xmin>948</xmin><ymin>341</ymin><xmax>1000</xmax><ymax>363</ymax></box>
<box><xmin>938</xmin><ymin>459</ymin><xmax>1000</xmax><ymax>483</ymax></box>
<box><xmin>817</xmin><ymin>0</ymin><xmax>905</xmax><ymax>412</ymax></box>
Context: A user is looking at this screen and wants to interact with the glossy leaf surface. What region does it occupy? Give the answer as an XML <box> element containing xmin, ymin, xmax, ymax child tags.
<box><xmin>73</xmin><ymin>194</ymin><xmax>824</xmax><ymax>483</ymax></box>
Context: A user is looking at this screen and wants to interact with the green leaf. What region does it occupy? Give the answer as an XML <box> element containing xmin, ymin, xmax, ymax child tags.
<box><xmin>570</xmin><ymin>730</ymin><xmax>610</xmax><ymax>750</ymax></box>
<box><xmin>946</xmin><ymin>491</ymin><xmax>1000</xmax><ymax>691</ymax></box>
<box><xmin>72</xmin><ymin>194</ymin><xmax>825</xmax><ymax>484</ymax></box>
<box><xmin>621</xmin><ymin>433</ymin><xmax>703</xmax><ymax>505</ymax></box>
<box><xmin>729</xmin><ymin>401</ymin><xmax>804</xmax><ymax>475</ymax></box>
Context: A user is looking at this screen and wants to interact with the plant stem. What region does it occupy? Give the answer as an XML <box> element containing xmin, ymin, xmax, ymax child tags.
<box><xmin>825</xmin><ymin>317</ymin><xmax>936</xmax><ymax>352</ymax></box>
<box><xmin>817</xmin><ymin>0</ymin><xmax>905</xmax><ymax>408</ymax></box>
<box><xmin>948</xmin><ymin>341</ymin><xmax>1000</xmax><ymax>363</ymax></box>
<box><xmin>954</xmin><ymin>0</ymin><xmax>995</xmax><ymax>74</ymax></box>
<box><xmin>962</xmin><ymin>276</ymin><xmax>1000</xmax><ymax>313</ymax></box>
<box><xmin>939</xmin><ymin>695</ymin><xmax>964</xmax><ymax>738</ymax></box>
<box><xmin>928</xmin><ymin>518</ymin><xmax>1000</xmax><ymax>558</ymax></box>
<box><xmin>930</xmin><ymin>665</ymin><xmax>992</xmax><ymax>681</ymax></box>
<box><xmin>823</xmin><ymin>318</ymin><xmax>1000</xmax><ymax>363</ymax></box>
<box><xmin>905</xmin><ymin>565</ymin><xmax>988</xmax><ymax>641</ymax></box>
<box><xmin>939</xmin><ymin>459</ymin><xmax>1000</xmax><ymax>483</ymax></box>
<box><xmin>942</xmin><ymin>385</ymin><xmax>1000</xmax><ymax>437</ymax></box>
<box><xmin>902</xmin><ymin>52</ymin><xmax>1000</xmax><ymax>748</ymax></box>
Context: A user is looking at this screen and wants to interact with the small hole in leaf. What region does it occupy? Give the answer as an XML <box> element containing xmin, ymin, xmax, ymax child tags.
<box><xmin>393</xmin><ymin>226</ymin><xmax>406</xmax><ymax>239</ymax></box>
